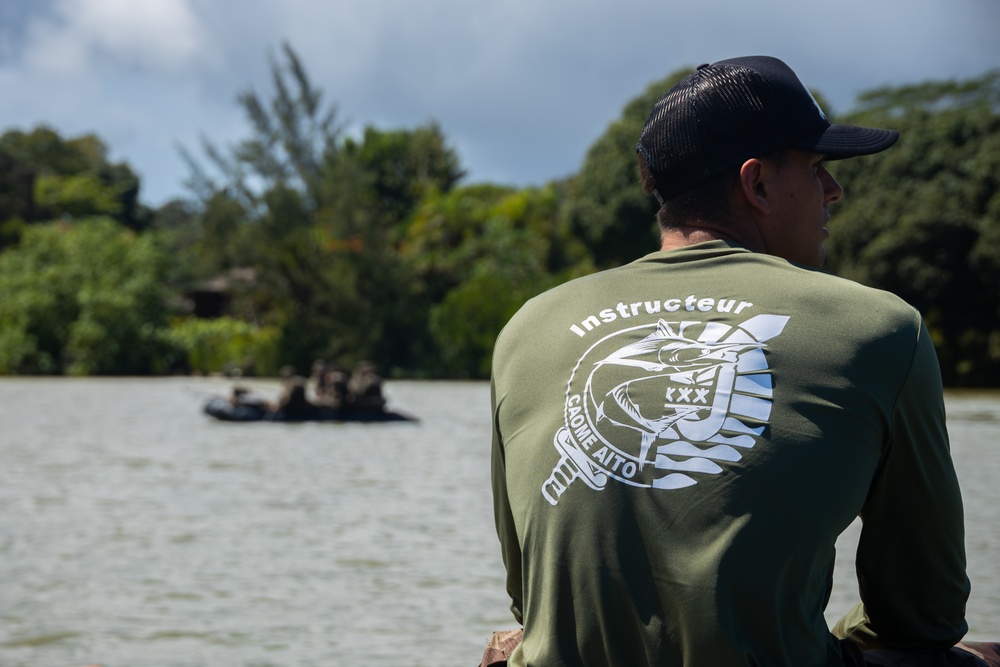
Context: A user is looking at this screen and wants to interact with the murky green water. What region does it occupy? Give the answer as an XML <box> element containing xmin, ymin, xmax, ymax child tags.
<box><xmin>1</xmin><ymin>379</ymin><xmax>996</xmax><ymax>666</ymax></box>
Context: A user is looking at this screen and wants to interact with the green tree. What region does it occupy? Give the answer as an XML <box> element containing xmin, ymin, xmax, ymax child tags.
<box><xmin>0</xmin><ymin>147</ymin><xmax>33</xmax><ymax>248</ymax></box>
<box><xmin>824</xmin><ymin>70</ymin><xmax>1000</xmax><ymax>385</ymax></box>
<box><xmin>343</xmin><ymin>124</ymin><xmax>464</xmax><ymax>227</ymax></box>
<box><xmin>0</xmin><ymin>218</ymin><xmax>178</xmax><ymax>375</ymax></box>
<box><xmin>164</xmin><ymin>316</ymin><xmax>281</xmax><ymax>376</ymax></box>
<box><xmin>182</xmin><ymin>42</ymin><xmax>465</xmax><ymax>375</ymax></box>
<box><xmin>562</xmin><ymin>68</ymin><xmax>694</xmax><ymax>268</ymax></box>
<box><xmin>403</xmin><ymin>183</ymin><xmax>592</xmax><ymax>376</ymax></box>
<box><xmin>0</xmin><ymin>126</ymin><xmax>150</xmax><ymax>237</ymax></box>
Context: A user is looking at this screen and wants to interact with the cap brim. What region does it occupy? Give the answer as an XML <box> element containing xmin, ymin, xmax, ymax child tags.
<box><xmin>791</xmin><ymin>124</ymin><xmax>899</xmax><ymax>160</ymax></box>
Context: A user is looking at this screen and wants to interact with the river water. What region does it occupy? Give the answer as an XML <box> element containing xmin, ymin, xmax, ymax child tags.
<box><xmin>1</xmin><ymin>378</ymin><xmax>997</xmax><ymax>667</ymax></box>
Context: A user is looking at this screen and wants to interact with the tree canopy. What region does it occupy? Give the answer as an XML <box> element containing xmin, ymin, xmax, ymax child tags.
<box><xmin>560</xmin><ymin>70</ymin><xmax>692</xmax><ymax>268</ymax></box>
<box><xmin>0</xmin><ymin>48</ymin><xmax>996</xmax><ymax>385</ymax></box>
<box><xmin>177</xmin><ymin>43</ymin><xmax>475</xmax><ymax>376</ymax></box>
<box><xmin>0</xmin><ymin>127</ymin><xmax>150</xmax><ymax>249</ymax></box>
<box><xmin>0</xmin><ymin>218</ymin><xmax>175</xmax><ymax>374</ymax></box>
<box><xmin>824</xmin><ymin>69</ymin><xmax>1000</xmax><ymax>385</ymax></box>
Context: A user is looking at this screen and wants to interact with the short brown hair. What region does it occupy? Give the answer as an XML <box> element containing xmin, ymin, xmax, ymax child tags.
<box><xmin>638</xmin><ymin>148</ymin><xmax>791</xmax><ymax>233</ymax></box>
<box><xmin>637</xmin><ymin>152</ymin><xmax>739</xmax><ymax>232</ymax></box>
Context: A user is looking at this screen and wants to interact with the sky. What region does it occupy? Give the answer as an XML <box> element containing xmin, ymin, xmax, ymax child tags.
<box><xmin>1</xmin><ymin>0</ymin><xmax>998</xmax><ymax>207</ymax></box>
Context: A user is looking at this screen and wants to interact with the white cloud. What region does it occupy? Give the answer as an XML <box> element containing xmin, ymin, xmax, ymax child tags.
<box><xmin>21</xmin><ymin>0</ymin><xmax>211</xmax><ymax>75</ymax></box>
<box><xmin>2</xmin><ymin>0</ymin><xmax>999</xmax><ymax>204</ymax></box>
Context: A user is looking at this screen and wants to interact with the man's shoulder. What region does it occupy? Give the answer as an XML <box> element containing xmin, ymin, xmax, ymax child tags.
<box><xmin>796</xmin><ymin>265</ymin><xmax>920</xmax><ymax>319</ymax></box>
<box><xmin>496</xmin><ymin>253</ymin><xmax>922</xmax><ymax>351</ymax></box>
<box><xmin>493</xmin><ymin>269</ymin><xmax>615</xmax><ymax>355</ymax></box>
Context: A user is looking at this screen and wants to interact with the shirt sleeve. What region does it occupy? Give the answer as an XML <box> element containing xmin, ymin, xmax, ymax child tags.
<box><xmin>491</xmin><ymin>377</ymin><xmax>525</xmax><ymax>626</ymax></box>
<box><xmin>834</xmin><ymin>321</ymin><xmax>970</xmax><ymax>649</ymax></box>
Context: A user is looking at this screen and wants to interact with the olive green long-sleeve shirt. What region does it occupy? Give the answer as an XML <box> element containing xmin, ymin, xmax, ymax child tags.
<box><xmin>491</xmin><ymin>241</ymin><xmax>969</xmax><ymax>667</ymax></box>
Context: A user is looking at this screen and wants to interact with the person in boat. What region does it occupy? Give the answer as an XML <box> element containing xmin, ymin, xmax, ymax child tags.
<box><xmin>310</xmin><ymin>359</ymin><xmax>331</xmax><ymax>398</ymax></box>
<box><xmin>348</xmin><ymin>360</ymin><xmax>386</xmax><ymax>412</ymax></box>
<box><xmin>310</xmin><ymin>360</ymin><xmax>352</xmax><ymax>410</ymax></box>
<box><xmin>229</xmin><ymin>385</ymin><xmax>251</xmax><ymax>406</ymax></box>
<box><xmin>488</xmin><ymin>56</ymin><xmax>996</xmax><ymax>666</ymax></box>
<box><xmin>273</xmin><ymin>374</ymin><xmax>314</xmax><ymax>419</ymax></box>
<box><xmin>228</xmin><ymin>385</ymin><xmax>268</xmax><ymax>410</ymax></box>
<box><xmin>327</xmin><ymin>363</ymin><xmax>351</xmax><ymax>409</ymax></box>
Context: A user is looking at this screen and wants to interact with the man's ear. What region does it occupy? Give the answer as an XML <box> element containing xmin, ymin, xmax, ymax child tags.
<box><xmin>739</xmin><ymin>158</ymin><xmax>771</xmax><ymax>214</ymax></box>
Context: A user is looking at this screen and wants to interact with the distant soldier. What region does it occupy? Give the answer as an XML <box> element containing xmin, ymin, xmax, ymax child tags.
<box><xmin>274</xmin><ymin>375</ymin><xmax>313</xmax><ymax>419</ymax></box>
<box><xmin>229</xmin><ymin>385</ymin><xmax>267</xmax><ymax>409</ymax></box>
<box><xmin>348</xmin><ymin>361</ymin><xmax>386</xmax><ymax>412</ymax></box>
<box><xmin>310</xmin><ymin>359</ymin><xmax>331</xmax><ymax>398</ymax></box>
<box><xmin>326</xmin><ymin>363</ymin><xmax>351</xmax><ymax>409</ymax></box>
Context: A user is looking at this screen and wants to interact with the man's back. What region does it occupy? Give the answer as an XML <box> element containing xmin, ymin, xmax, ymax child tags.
<box><xmin>490</xmin><ymin>241</ymin><xmax>968</xmax><ymax>666</ymax></box>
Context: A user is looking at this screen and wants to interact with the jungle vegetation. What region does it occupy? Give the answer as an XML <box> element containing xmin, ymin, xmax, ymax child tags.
<box><xmin>1</xmin><ymin>45</ymin><xmax>997</xmax><ymax>385</ymax></box>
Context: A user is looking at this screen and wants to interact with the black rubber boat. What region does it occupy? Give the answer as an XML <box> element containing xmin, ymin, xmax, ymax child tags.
<box><xmin>203</xmin><ymin>396</ymin><xmax>417</xmax><ymax>423</ymax></box>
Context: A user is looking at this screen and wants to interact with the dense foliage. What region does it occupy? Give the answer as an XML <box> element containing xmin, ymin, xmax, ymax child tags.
<box><xmin>824</xmin><ymin>71</ymin><xmax>1000</xmax><ymax>385</ymax></box>
<box><xmin>0</xmin><ymin>127</ymin><xmax>149</xmax><ymax>249</ymax></box>
<box><xmin>0</xmin><ymin>45</ymin><xmax>996</xmax><ymax>384</ymax></box>
<box><xmin>0</xmin><ymin>218</ymin><xmax>176</xmax><ymax>374</ymax></box>
<box><xmin>403</xmin><ymin>182</ymin><xmax>593</xmax><ymax>376</ymax></box>
<box><xmin>562</xmin><ymin>70</ymin><xmax>690</xmax><ymax>268</ymax></box>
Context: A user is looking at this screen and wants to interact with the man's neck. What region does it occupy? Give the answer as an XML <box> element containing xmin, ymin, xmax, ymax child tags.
<box><xmin>660</xmin><ymin>226</ymin><xmax>737</xmax><ymax>252</ymax></box>
<box><xmin>659</xmin><ymin>208</ymin><xmax>769</xmax><ymax>254</ymax></box>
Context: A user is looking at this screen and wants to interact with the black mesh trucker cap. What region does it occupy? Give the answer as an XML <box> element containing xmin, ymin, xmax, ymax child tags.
<box><xmin>636</xmin><ymin>55</ymin><xmax>900</xmax><ymax>201</ymax></box>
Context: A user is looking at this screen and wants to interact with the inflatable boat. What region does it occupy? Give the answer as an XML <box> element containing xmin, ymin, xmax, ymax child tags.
<box><xmin>202</xmin><ymin>396</ymin><xmax>417</xmax><ymax>423</ymax></box>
